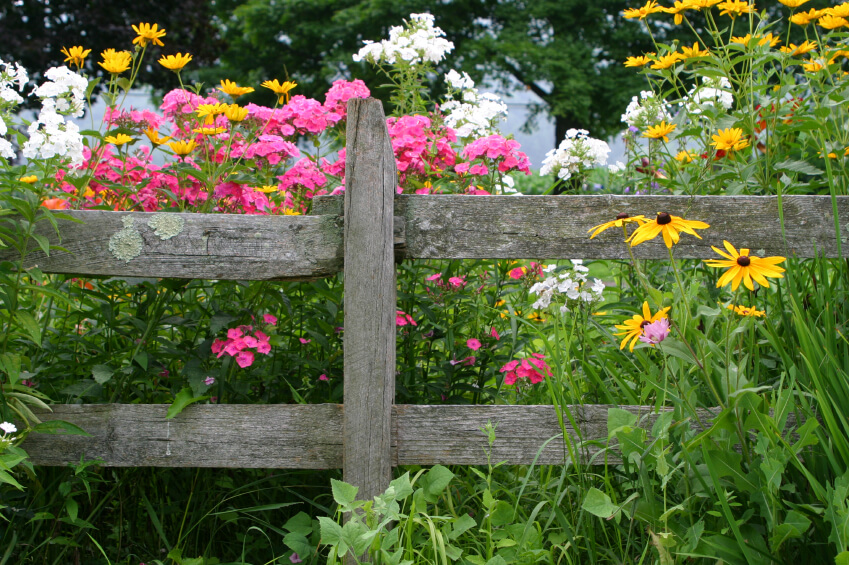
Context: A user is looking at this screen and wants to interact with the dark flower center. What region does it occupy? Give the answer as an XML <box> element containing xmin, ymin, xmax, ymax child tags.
<box><xmin>616</xmin><ymin>212</ymin><xmax>630</xmax><ymax>220</ymax></box>
<box><xmin>640</xmin><ymin>320</ymin><xmax>650</xmax><ymax>328</ymax></box>
<box><xmin>656</xmin><ymin>212</ymin><xmax>672</xmax><ymax>225</ymax></box>
<box><xmin>737</xmin><ymin>255</ymin><xmax>751</xmax><ymax>266</ymax></box>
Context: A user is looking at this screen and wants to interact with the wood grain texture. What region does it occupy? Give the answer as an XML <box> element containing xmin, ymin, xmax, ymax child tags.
<box><xmin>0</xmin><ymin>210</ymin><xmax>343</xmax><ymax>280</ymax></box>
<box><xmin>25</xmin><ymin>404</ymin><xmax>343</xmax><ymax>468</ymax></box>
<box><xmin>400</xmin><ymin>194</ymin><xmax>849</xmax><ymax>259</ymax></box>
<box><xmin>343</xmin><ymin>98</ymin><xmax>398</xmax><ymax>501</ymax></box>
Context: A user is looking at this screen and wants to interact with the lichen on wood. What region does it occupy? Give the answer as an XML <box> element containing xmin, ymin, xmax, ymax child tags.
<box><xmin>108</xmin><ymin>216</ymin><xmax>143</xmax><ymax>263</ymax></box>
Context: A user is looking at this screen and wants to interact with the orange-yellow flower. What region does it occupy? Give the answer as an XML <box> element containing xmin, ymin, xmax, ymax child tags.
<box><xmin>218</xmin><ymin>79</ymin><xmax>255</xmax><ymax>97</ymax></box>
<box><xmin>685</xmin><ymin>0</ymin><xmax>723</xmax><ymax>9</ymax></box>
<box><xmin>104</xmin><ymin>133</ymin><xmax>134</xmax><ymax>146</ymax></box>
<box><xmin>790</xmin><ymin>8</ymin><xmax>825</xmax><ymax>24</ymax></box>
<box><xmin>624</xmin><ymin>55</ymin><xmax>654</xmax><ymax>67</ymax></box>
<box><xmin>711</xmin><ymin>128</ymin><xmax>750</xmax><ymax>152</ymax></box>
<box><xmin>614</xmin><ymin>301</ymin><xmax>671</xmax><ymax>351</ymax></box>
<box><xmin>61</xmin><ymin>46</ymin><xmax>91</xmax><ymax>69</ymax></box>
<box><xmin>255</xmin><ymin>185</ymin><xmax>278</xmax><ymax>193</ymax></box>
<box><xmin>587</xmin><ymin>213</ymin><xmax>648</xmax><ymax>239</ymax></box>
<box><xmin>650</xmin><ymin>52</ymin><xmax>685</xmax><ymax>70</ymax></box>
<box><xmin>727</xmin><ymin>304</ymin><xmax>765</xmax><ymax>317</ymax></box>
<box><xmin>99</xmin><ymin>49</ymin><xmax>132</xmax><ymax>74</ymax></box>
<box><xmin>675</xmin><ymin>150</ymin><xmax>697</xmax><ymax>162</ymax></box>
<box><xmin>261</xmin><ymin>79</ymin><xmax>297</xmax><ymax>103</ymax></box>
<box><xmin>828</xmin><ymin>3</ymin><xmax>849</xmax><ymax>17</ymax></box>
<box><xmin>718</xmin><ymin>0</ymin><xmax>755</xmax><ymax>18</ymax></box>
<box><xmin>158</xmin><ymin>53</ymin><xmax>192</xmax><ymax>71</ymax></box>
<box><xmin>681</xmin><ymin>42</ymin><xmax>710</xmax><ymax>58</ymax></box>
<box><xmin>778</xmin><ymin>0</ymin><xmax>810</xmax><ymax>6</ymax></box>
<box><xmin>802</xmin><ymin>60</ymin><xmax>824</xmax><ymax>72</ymax></box>
<box><xmin>41</xmin><ymin>198</ymin><xmax>70</xmax><ymax>210</ymax></box>
<box><xmin>224</xmin><ymin>104</ymin><xmax>249</xmax><ymax>122</ymax></box>
<box><xmin>18</xmin><ymin>175</ymin><xmax>38</xmax><ymax>184</ymax></box>
<box><xmin>818</xmin><ymin>14</ymin><xmax>848</xmax><ymax>29</ymax></box>
<box><xmin>628</xmin><ymin>212</ymin><xmax>710</xmax><ymax>248</ymax></box>
<box><xmin>168</xmin><ymin>139</ymin><xmax>197</xmax><ymax>156</ymax></box>
<box><xmin>623</xmin><ymin>0</ymin><xmax>663</xmax><ymax>19</ymax></box>
<box><xmin>192</xmin><ymin>126</ymin><xmax>227</xmax><ymax>135</ymax></box>
<box><xmin>780</xmin><ymin>40</ymin><xmax>817</xmax><ymax>56</ymax></box>
<box><xmin>643</xmin><ymin>121</ymin><xmax>676</xmax><ymax>142</ymax></box>
<box><xmin>663</xmin><ymin>0</ymin><xmax>692</xmax><ymax>24</ymax></box>
<box><xmin>132</xmin><ymin>22</ymin><xmax>166</xmax><ymax>47</ymax></box>
<box><xmin>704</xmin><ymin>241</ymin><xmax>786</xmax><ymax>291</ymax></box>
<box><xmin>144</xmin><ymin>127</ymin><xmax>172</xmax><ymax>146</ymax></box>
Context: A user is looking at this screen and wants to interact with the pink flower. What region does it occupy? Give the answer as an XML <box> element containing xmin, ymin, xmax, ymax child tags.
<box><xmin>490</xmin><ymin>327</ymin><xmax>500</xmax><ymax>340</ymax></box>
<box><xmin>204</xmin><ymin>376</ymin><xmax>215</xmax><ymax>386</ymax></box>
<box><xmin>508</xmin><ymin>267</ymin><xmax>528</xmax><ymax>280</ymax></box>
<box><xmin>500</xmin><ymin>355</ymin><xmax>551</xmax><ymax>385</ymax></box>
<box><xmin>324</xmin><ymin>79</ymin><xmax>370</xmax><ymax>117</ymax></box>
<box><xmin>448</xmin><ymin>276</ymin><xmax>466</xmax><ymax>289</ymax></box>
<box><xmin>396</xmin><ymin>311</ymin><xmax>417</xmax><ymax>327</ymax></box>
<box><xmin>319</xmin><ymin>374</ymin><xmax>329</xmax><ymax>381</ymax></box>
<box><xmin>299</xmin><ymin>338</ymin><xmax>311</xmax><ymax>344</ymax></box>
<box><xmin>263</xmin><ymin>314</ymin><xmax>278</xmax><ymax>325</ymax></box>
<box><xmin>426</xmin><ymin>273</ymin><xmax>442</xmax><ymax>281</ymax></box>
<box><xmin>639</xmin><ymin>318</ymin><xmax>670</xmax><ymax>346</ymax></box>
<box><xmin>227</xmin><ymin>328</ymin><xmax>244</xmax><ymax>340</ymax></box>
<box><xmin>467</xmin><ymin>338</ymin><xmax>482</xmax><ymax>351</ymax></box>
<box><xmin>289</xmin><ymin>553</ymin><xmax>302</xmax><ymax>563</ymax></box>
<box><xmin>236</xmin><ymin>350</ymin><xmax>255</xmax><ymax>368</ymax></box>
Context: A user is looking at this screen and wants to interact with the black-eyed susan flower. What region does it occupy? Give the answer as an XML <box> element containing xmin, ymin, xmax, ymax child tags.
<box><xmin>628</xmin><ymin>212</ymin><xmax>710</xmax><ymax>248</ymax></box>
<box><xmin>99</xmin><ymin>49</ymin><xmax>132</xmax><ymax>74</ymax></box>
<box><xmin>623</xmin><ymin>0</ymin><xmax>663</xmax><ymax>19</ymax></box>
<box><xmin>158</xmin><ymin>53</ymin><xmax>192</xmax><ymax>71</ymax></box>
<box><xmin>643</xmin><ymin>121</ymin><xmax>676</xmax><ymax>142</ymax></box>
<box><xmin>192</xmin><ymin>126</ymin><xmax>227</xmax><ymax>135</ymax></box>
<box><xmin>727</xmin><ymin>304</ymin><xmax>765</xmax><ymax>317</ymax></box>
<box><xmin>675</xmin><ymin>150</ymin><xmax>697</xmax><ymax>162</ymax></box>
<box><xmin>218</xmin><ymin>79</ymin><xmax>255</xmax><ymax>97</ymax></box>
<box><xmin>104</xmin><ymin>133</ymin><xmax>134</xmax><ymax>146</ymax></box>
<box><xmin>614</xmin><ymin>301</ymin><xmax>671</xmax><ymax>351</ymax></box>
<box><xmin>718</xmin><ymin>0</ymin><xmax>755</xmax><ymax>18</ymax></box>
<box><xmin>711</xmin><ymin>128</ymin><xmax>750</xmax><ymax>152</ymax></box>
<box><xmin>168</xmin><ymin>139</ymin><xmax>197</xmax><ymax>156</ymax></box>
<box><xmin>588</xmin><ymin>212</ymin><xmax>648</xmax><ymax>239</ymax></box>
<box><xmin>61</xmin><ymin>46</ymin><xmax>91</xmax><ymax>69</ymax></box>
<box><xmin>132</xmin><ymin>23</ymin><xmax>166</xmax><ymax>47</ymax></box>
<box><xmin>144</xmin><ymin>127</ymin><xmax>172</xmax><ymax>145</ymax></box>
<box><xmin>527</xmin><ymin>312</ymin><xmax>546</xmax><ymax>323</ymax></box>
<box><xmin>704</xmin><ymin>241</ymin><xmax>786</xmax><ymax>291</ymax></box>
<box><xmin>261</xmin><ymin>79</ymin><xmax>297</xmax><ymax>103</ymax></box>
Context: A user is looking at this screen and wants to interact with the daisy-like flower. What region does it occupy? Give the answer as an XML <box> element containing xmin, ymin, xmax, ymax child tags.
<box><xmin>623</xmin><ymin>0</ymin><xmax>663</xmax><ymax>19</ymax></box>
<box><xmin>790</xmin><ymin>8</ymin><xmax>825</xmax><ymax>24</ymax></box>
<box><xmin>158</xmin><ymin>53</ymin><xmax>192</xmax><ymax>71</ymax></box>
<box><xmin>614</xmin><ymin>301</ymin><xmax>671</xmax><ymax>351</ymax></box>
<box><xmin>802</xmin><ymin>60</ymin><xmax>824</xmax><ymax>72</ymax></box>
<box><xmin>717</xmin><ymin>0</ymin><xmax>755</xmax><ymax>18</ymax></box>
<box><xmin>711</xmin><ymin>128</ymin><xmax>750</xmax><ymax>152</ymax></box>
<box><xmin>778</xmin><ymin>0</ymin><xmax>810</xmax><ymax>6</ymax></box>
<box><xmin>168</xmin><ymin>139</ymin><xmax>197</xmax><ymax>156</ymax></box>
<box><xmin>282</xmin><ymin>208</ymin><xmax>302</xmax><ymax>215</ymax></box>
<box><xmin>704</xmin><ymin>240</ymin><xmax>786</xmax><ymax>290</ymax></box>
<box><xmin>132</xmin><ymin>23</ymin><xmax>166</xmax><ymax>47</ymax></box>
<box><xmin>588</xmin><ymin>212</ymin><xmax>648</xmax><ymax>238</ymax></box>
<box><xmin>643</xmin><ymin>121</ymin><xmax>676</xmax><ymax>142</ymax></box>
<box><xmin>681</xmin><ymin>42</ymin><xmax>710</xmax><ymax>58</ymax></box>
<box><xmin>727</xmin><ymin>304</ymin><xmax>765</xmax><ymax>317</ymax></box>
<box><xmin>61</xmin><ymin>46</ymin><xmax>91</xmax><ymax>69</ymax></box>
<box><xmin>686</xmin><ymin>0</ymin><xmax>723</xmax><ymax>9</ymax></box>
<box><xmin>99</xmin><ymin>49</ymin><xmax>132</xmax><ymax>74</ymax></box>
<box><xmin>675</xmin><ymin>149</ymin><xmax>697</xmax><ymax>162</ymax></box>
<box><xmin>780</xmin><ymin>40</ymin><xmax>817</xmax><ymax>55</ymax></box>
<box><xmin>224</xmin><ymin>104</ymin><xmax>249</xmax><ymax>122</ymax></box>
<box><xmin>663</xmin><ymin>0</ymin><xmax>692</xmax><ymax>24</ymax></box>
<box><xmin>624</xmin><ymin>55</ymin><xmax>654</xmax><ymax>67</ymax></box>
<box><xmin>254</xmin><ymin>185</ymin><xmax>278</xmax><ymax>193</ymax></box>
<box><xmin>193</xmin><ymin>126</ymin><xmax>227</xmax><ymax>135</ymax></box>
<box><xmin>196</xmin><ymin>103</ymin><xmax>228</xmax><ymax>124</ymax></box>
<box><xmin>628</xmin><ymin>212</ymin><xmax>710</xmax><ymax>248</ymax></box>
<box><xmin>818</xmin><ymin>14</ymin><xmax>849</xmax><ymax>29</ymax></box>
<box><xmin>19</xmin><ymin>175</ymin><xmax>38</xmax><ymax>184</ymax></box>
<box><xmin>829</xmin><ymin>3</ymin><xmax>849</xmax><ymax>17</ymax></box>
<box><xmin>218</xmin><ymin>79</ymin><xmax>255</xmax><ymax>97</ymax></box>
<box><xmin>144</xmin><ymin>127</ymin><xmax>172</xmax><ymax>146</ymax></box>
<box><xmin>261</xmin><ymin>79</ymin><xmax>297</xmax><ymax>103</ymax></box>
<box><xmin>650</xmin><ymin>52</ymin><xmax>685</xmax><ymax>70</ymax></box>
<box><xmin>104</xmin><ymin>133</ymin><xmax>134</xmax><ymax>146</ymax></box>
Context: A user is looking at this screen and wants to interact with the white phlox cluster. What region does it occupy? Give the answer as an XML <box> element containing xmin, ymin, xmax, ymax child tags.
<box><xmin>621</xmin><ymin>90</ymin><xmax>672</xmax><ymax>129</ymax></box>
<box><xmin>529</xmin><ymin>260</ymin><xmax>605</xmax><ymax>313</ymax></box>
<box><xmin>22</xmin><ymin>65</ymin><xmax>88</xmax><ymax>167</ymax></box>
<box><xmin>683</xmin><ymin>76</ymin><xmax>733</xmax><ymax>116</ymax></box>
<box><xmin>0</xmin><ymin>421</ymin><xmax>16</xmax><ymax>448</ymax></box>
<box><xmin>353</xmin><ymin>13</ymin><xmax>454</xmax><ymax>66</ymax></box>
<box><xmin>493</xmin><ymin>174</ymin><xmax>518</xmax><ymax>195</ymax></box>
<box><xmin>0</xmin><ymin>58</ymin><xmax>29</xmax><ymax>160</ymax></box>
<box><xmin>540</xmin><ymin>129</ymin><xmax>611</xmax><ymax>181</ymax></box>
<box><xmin>441</xmin><ymin>70</ymin><xmax>508</xmax><ymax>139</ymax></box>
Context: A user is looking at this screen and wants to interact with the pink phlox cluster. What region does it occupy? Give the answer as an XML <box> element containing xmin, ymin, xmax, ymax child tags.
<box><xmin>234</xmin><ymin>134</ymin><xmax>300</xmax><ymax>166</ymax></box>
<box><xmin>211</xmin><ymin>325</ymin><xmax>272</xmax><ymax>368</ymax></box>
<box><xmin>424</xmin><ymin>272</ymin><xmax>467</xmax><ymax>291</ymax></box>
<box><xmin>277</xmin><ymin>157</ymin><xmax>327</xmax><ymax>199</ymax></box>
<box><xmin>467</xmin><ymin>338</ymin><xmax>482</xmax><ymax>351</ymax></box>
<box><xmin>508</xmin><ymin>262</ymin><xmax>544</xmax><ymax>280</ymax></box>
<box><xmin>244</xmin><ymin>104</ymin><xmax>297</xmax><ymax>137</ymax></box>
<box><xmin>465</xmin><ymin>185</ymin><xmax>490</xmax><ymax>195</ymax></box>
<box><xmin>213</xmin><ymin>181</ymin><xmax>273</xmax><ymax>214</ymax></box>
<box><xmin>500</xmin><ymin>353</ymin><xmax>552</xmax><ymax>385</ymax></box>
<box><xmin>160</xmin><ymin>89</ymin><xmax>219</xmax><ymax>135</ymax></box>
<box><xmin>455</xmin><ymin>135</ymin><xmax>531</xmax><ymax>176</ymax></box>
<box><xmin>386</xmin><ymin>115</ymin><xmax>457</xmax><ymax>187</ymax></box>
<box><xmin>324</xmin><ymin>79</ymin><xmax>370</xmax><ymax>118</ymax></box>
<box><xmin>280</xmin><ymin>95</ymin><xmax>341</xmax><ymax>135</ymax></box>
<box><xmin>321</xmin><ymin>149</ymin><xmax>346</xmax><ymax>177</ymax></box>
<box><xmin>104</xmin><ymin>107</ymin><xmax>165</xmax><ymax>132</ymax></box>
<box><xmin>396</xmin><ymin>310</ymin><xmax>417</xmax><ymax>327</ymax></box>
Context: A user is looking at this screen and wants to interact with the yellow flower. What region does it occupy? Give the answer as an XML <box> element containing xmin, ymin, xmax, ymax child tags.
<box><xmin>685</xmin><ymin>0</ymin><xmax>723</xmax><ymax>9</ymax></box>
<box><xmin>628</xmin><ymin>212</ymin><xmax>710</xmax><ymax>248</ymax></box>
<box><xmin>588</xmin><ymin>213</ymin><xmax>648</xmax><ymax>239</ymax></box>
<box><xmin>818</xmin><ymin>14</ymin><xmax>848</xmax><ymax>29</ymax></box>
<box><xmin>224</xmin><ymin>104</ymin><xmax>249</xmax><ymax>122</ymax></box>
<box><xmin>527</xmin><ymin>312</ymin><xmax>546</xmax><ymax>323</ymax></box>
<box><xmin>144</xmin><ymin>127</ymin><xmax>172</xmax><ymax>146</ymax></box>
<box><xmin>218</xmin><ymin>80</ymin><xmax>255</xmax><ymax>98</ymax></box>
<box><xmin>614</xmin><ymin>301</ymin><xmax>671</xmax><ymax>352</ymax></box>
<box><xmin>61</xmin><ymin>46</ymin><xmax>91</xmax><ymax>69</ymax></box>
<box><xmin>255</xmin><ymin>185</ymin><xmax>278</xmax><ymax>193</ymax></box>
<box><xmin>790</xmin><ymin>8</ymin><xmax>825</xmax><ymax>24</ymax></box>
<box><xmin>132</xmin><ymin>22</ymin><xmax>166</xmax><ymax>47</ymax></box>
<box><xmin>158</xmin><ymin>53</ymin><xmax>192</xmax><ymax>72</ymax></box>
<box><xmin>675</xmin><ymin>150</ymin><xmax>697</xmax><ymax>162</ymax></box>
<box><xmin>681</xmin><ymin>42</ymin><xmax>710</xmax><ymax>58</ymax></box>
<box><xmin>711</xmin><ymin>128</ymin><xmax>750</xmax><ymax>152</ymax></box>
<box><xmin>718</xmin><ymin>0</ymin><xmax>755</xmax><ymax>18</ymax></box>
<box><xmin>167</xmin><ymin>139</ymin><xmax>197</xmax><ymax>156</ymax></box>
<box><xmin>196</xmin><ymin>103</ymin><xmax>228</xmax><ymax>122</ymax></box>
<box><xmin>282</xmin><ymin>208</ymin><xmax>302</xmax><ymax>215</ymax></box>
<box><xmin>624</xmin><ymin>55</ymin><xmax>654</xmax><ymax>67</ymax></box>
<box><xmin>650</xmin><ymin>52</ymin><xmax>685</xmax><ymax>70</ymax></box>
<box><xmin>261</xmin><ymin>79</ymin><xmax>297</xmax><ymax>103</ymax></box>
<box><xmin>802</xmin><ymin>60</ymin><xmax>824</xmax><ymax>72</ymax></box>
<box><xmin>192</xmin><ymin>126</ymin><xmax>227</xmax><ymax>135</ymax></box>
<box><xmin>780</xmin><ymin>40</ymin><xmax>817</xmax><ymax>55</ymax></box>
<box><xmin>663</xmin><ymin>0</ymin><xmax>692</xmax><ymax>24</ymax></box>
<box><xmin>623</xmin><ymin>0</ymin><xmax>663</xmax><ymax>19</ymax></box>
<box><xmin>727</xmin><ymin>304</ymin><xmax>765</xmax><ymax>317</ymax></box>
<box><xmin>104</xmin><ymin>133</ymin><xmax>134</xmax><ymax>146</ymax></box>
<box><xmin>778</xmin><ymin>0</ymin><xmax>809</xmax><ymax>6</ymax></box>
<box><xmin>844</xmin><ymin>146</ymin><xmax>849</xmax><ymax>157</ymax></box>
<box><xmin>18</xmin><ymin>175</ymin><xmax>38</xmax><ymax>184</ymax></box>
<box><xmin>99</xmin><ymin>49</ymin><xmax>132</xmax><ymax>74</ymax></box>
<box><xmin>643</xmin><ymin>121</ymin><xmax>676</xmax><ymax>142</ymax></box>
<box><xmin>757</xmin><ymin>33</ymin><xmax>781</xmax><ymax>47</ymax></box>
<box><xmin>829</xmin><ymin>3</ymin><xmax>849</xmax><ymax>17</ymax></box>
<box><xmin>704</xmin><ymin>241</ymin><xmax>786</xmax><ymax>291</ymax></box>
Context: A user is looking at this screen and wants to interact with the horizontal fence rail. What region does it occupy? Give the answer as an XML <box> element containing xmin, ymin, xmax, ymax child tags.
<box><xmin>6</xmin><ymin>195</ymin><xmax>847</xmax><ymax>281</ymax></box>
<box><xmin>24</xmin><ymin>403</ymin><xmax>768</xmax><ymax>468</ymax></box>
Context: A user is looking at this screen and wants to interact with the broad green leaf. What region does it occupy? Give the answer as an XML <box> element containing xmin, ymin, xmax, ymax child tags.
<box><xmin>582</xmin><ymin>487</ymin><xmax>619</xmax><ymax>519</ymax></box>
<box><xmin>165</xmin><ymin>387</ymin><xmax>208</xmax><ymax>419</ymax></box>
<box><xmin>330</xmin><ymin>478</ymin><xmax>359</xmax><ymax>507</ymax></box>
<box><xmin>419</xmin><ymin>464</ymin><xmax>454</xmax><ymax>503</ymax></box>
<box><xmin>449</xmin><ymin>514</ymin><xmax>477</xmax><ymax>540</ymax></box>
<box><xmin>15</xmin><ymin>311</ymin><xmax>41</xmax><ymax>346</ymax></box>
<box><xmin>31</xmin><ymin>420</ymin><xmax>91</xmax><ymax>436</ymax></box>
<box><xmin>91</xmin><ymin>364</ymin><xmax>114</xmax><ymax>384</ymax></box>
<box><xmin>607</xmin><ymin>407</ymin><xmax>637</xmax><ymax>437</ymax></box>
<box><xmin>318</xmin><ymin>516</ymin><xmax>342</xmax><ymax>545</ymax></box>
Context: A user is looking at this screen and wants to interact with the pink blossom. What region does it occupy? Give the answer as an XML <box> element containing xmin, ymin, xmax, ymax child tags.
<box><xmin>467</xmin><ymin>338</ymin><xmax>482</xmax><ymax>351</ymax></box>
<box><xmin>508</xmin><ymin>267</ymin><xmax>527</xmax><ymax>280</ymax></box>
<box><xmin>396</xmin><ymin>310</ymin><xmax>417</xmax><ymax>327</ymax></box>
<box><xmin>281</xmin><ymin>95</ymin><xmax>341</xmax><ymax>135</ymax></box>
<box><xmin>319</xmin><ymin>374</ymin><xmax>329</xmax><ymax>381</ymax></box>
<box><xmin>227</xmin><ymin>328</ymin><xmax>244</xmax><ymax>340</ymax></box>
<box><xmin>299</xmin><ymin>338</ymin><xmax>311</xmax><ymax>344</ymax></box>
<box><xmin>387</xmin><ymin>115</ymin><xmax>457</xmax><ymax>189</ymax></box>
<box><xmin>289</xmin><ymin>553</ymin><xmax>302</xmax><ymax>564</ymax></box>
<box><xmin>277</xmin><ymin>157</ymin><xmax>327</xmax><ymax>196</ymax></box>
<box><xmin>639</xmin><ymin>318</ymin><xmax>670</xmax><ymax>346</ymax></box>
<box><xmin>490</xmin><ymin>327</ymin><xmax>500</xmax><ymax>340</ymax></box>
<box><xmin>426</xmin><ymin>273</ymin><xmax>442</xmax><ymax>281</ymax></box>
<box><xmin>236</xmin><ymin>350</ymin><xmax>255</xmax><ymax>368</ymax></box>
<box><xmin>500</xmin><ymin>354</ymin><xmax>551</xmax><ymax>385</ymax></box>
<box><xmin>448</xmin><ymin>276</ymin><xmax>466</xmax><ymax>289</ymax></box>
<box><xmin>324</xmin><ymin>79</ymin><xmax>370</xmax><ymax>117</ymax></box>
<box><xmin>204</xmin><ymin>376</ymin><xmax>215</xmax><ymax>386</ymax></box>
<box><xmin>263</xmin><ymin>314</ymin><xmax>278</xmax><ymax>325</ymax></box>
<box><xmin>236</xmin><ymin>135</ymin><xmax>300</xmax><ymax>166</ymax></box>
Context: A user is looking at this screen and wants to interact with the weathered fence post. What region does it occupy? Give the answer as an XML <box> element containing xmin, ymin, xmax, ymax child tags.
<box><xmin>343</xmin><ymin>98</ymin><xmax>397</xmax><ymax>509</ymax></box>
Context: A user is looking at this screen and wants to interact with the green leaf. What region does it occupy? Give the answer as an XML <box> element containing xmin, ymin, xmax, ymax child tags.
<box><xmin>31</xmin><ymin>420</ymin><xmax>91</xmax><ymax>436</ymax></box>
<box><xmin>389</xmin><ymin>472</ymin><xmax>413</xmax><ymax>501</ymax></box>
<box><xmin>15</xmin><ymin>311</ymin><xmax>41</xmax><ymax>346</ymax></box>
<box><xmin>419</xmin><ymin>464</ymin><xmax>454</xmax><ymax>503</ymax></box>
<box><xmin>582</xmin><ymin>488</ymin><xmax>619</xmax><ymax>519</ymax></box>
<box><xmin>91</xmin><ymin>364</ymin><xmax>114</xmax><ymax>384</ymax></box>
<box><xmin>607</xmin><ymin>407</ymin><xmax>637</xmax><ymax>437</ymax></box>
<box><xmin>0</xmin><ymin>469</ymin><xmax>24</xmax><ymax>490</ymax></box>
<box><xmin>65</xmin><ymin>498</ymin><xmax>79</xmax><ymax>522</ymax></box>
<box><xmin>775</xmin><ymin>159</ymin><xmax>823</xmax><ymax>176</ymax></box>
<box><xmin>284</xmin><ymin>511</ymin><xmax>315</xmax><ymax>535</ymax></box>
<box><xmin>835</xmin><ymin>551</ymin><xmax>849</xmax><ymax>565</ymax></box>
<box><xmin>449</xmin><ymin>514</ymin><xmax>477</xmax><ymax>540</ymax></box>
<box><xmin>165</xmin><ymin>387</ymin><xmax>208</xmax><ymax>419</ymax></box>
<box><xmin>490</xmin><ymin>500</ymin><xmax>514</xmax><ymax>526</ymax></box>
<box><xmin>330</xmin><ymin>478</ymin><xmax>359</xmax><ymax>507</ymax></box>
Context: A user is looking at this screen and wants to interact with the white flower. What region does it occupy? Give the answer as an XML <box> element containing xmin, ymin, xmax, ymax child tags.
<box><xmin>353</xmin><ymin>13</ymin><xmax>454</xmax><ymax>67</ymax></box>
<box><xmin>683</xmin><ymin>76</ymin><xmax>733</xmax><ymax>116</ymax></box>
<box><xmin>540</xmin><ymin>129</ymin><xmax>610</xmax><ymax>181</ymax></box>
<box><xmin>445</xmin><ymin>69</ymin><xmax>475</xmax><ymax>90</ymax></box>
<box><xmin>621</xmin><ymin>90</ymin><xmax>672</xmax><ymax>129</ymax></box>
<box><xmin>0</xmin><ymin>422</ymin><xmax>16</xmax><ymax>435</ymax></box>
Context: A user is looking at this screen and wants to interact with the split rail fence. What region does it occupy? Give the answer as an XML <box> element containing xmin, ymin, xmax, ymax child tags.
<box><xmin>15</xmin><ymin>98</ymin><xmax>849</xmax><ymax>508</ymax></box>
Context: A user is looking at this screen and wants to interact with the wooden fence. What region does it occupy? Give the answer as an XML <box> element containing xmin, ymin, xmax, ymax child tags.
<box><xmin>14</xmin><ymin>98</ymin><xmax>849</xmax><ymax>507</ymax></box>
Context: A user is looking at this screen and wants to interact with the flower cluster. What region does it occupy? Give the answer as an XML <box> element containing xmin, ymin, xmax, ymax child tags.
<box><xmin>529</xmin><ymin>260</ymin><xmax>606</xmax><ymax>312</ymax></box>
<box><xmin>540</xmin><ymin>128</ymin><xmax>611</xmax><ymax>182</ymax></box>
<box><xmin>683</xmin><ymin>75</ymin><xmax>734</xmax><ymax>116</ymax></box>
<box><xmin>0</xmin><ymin>421</ymin><xmax>17</xmax><ymax>449</ymax></box>
<box><xmin>0</xmin><ymin>58</ymin><xmax>28</xmax><ymax>159</ymax></box>
<box><xmin>211</xmin><ymin>325</ymin><xmax>273</xmax><ymax>368</ymax></box>
<box><xmin>323</xmin><ymin>79</ymin><xmax>371</xmax><ymax>118</ymax></box>
<box><xmin>621</xmin><ymin>90</ymin><xmax>672</xmax><ymax>129</ymax></box>
<box><xmin>455</xmin><ymin>134</ymin><xmax>531</xmax><ymax>179</ymax></box>
<box><xmin>500</xmin><ymin>353</ymin><xmax>552</xmax><ymax>385</ymax></box>
<box><xmin>387</xmin><ymin>115</ymin><xmax>457</xmax><ymax>186</ymax></box>
<box><xmin>353</xmin><ymin>13</ymin><xmax>454</xmax><ymax>66</ymax></box>
<box><xmin>441</xmin><ymin>70</ymin><xmax>509</xmax><ymax>139</ymax></box>
<box><xmin>22</xmin><ymin>66</ymin><xmax>87</xmax><ymax>166</ymax></box>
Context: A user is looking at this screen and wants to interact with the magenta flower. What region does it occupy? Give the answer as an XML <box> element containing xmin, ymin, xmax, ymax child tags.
<box><xmin>490</xmin><ymin>327</ymin><xmax>500</xmax><ymax>340</ymax></box>
<box><xmin>263</xmin><ymin>314</ymin><xmax>278</xmax><ymax>325</ymax></box>
<box><xmin>396</xmin><ymin>310</ymin><xmax>417</xmax><ymax>327</ymax></box>
<box><xmin>236</xmin><ymin>350</ymin><xmax>255</xmax><ymax>368</ymax></box>
<box><xmin>204</xmin><ymin>376</ymin><xmax>215</xmax><ymax>386</ymax></box>
<box><xmin>639</xmin><ymin>318</ymin><xmax>670</xmax><ymax>346</ymax></box>
<box><xmin>467</xmin><ymin>338</ymin><xmax>482</xmax><ymax>351</ymax></box>
<box><xmin>319</xmin><ymin>374</ymin><xmax>329</xmax><ymax>381</ymax></box>
<box><xmin>448</xmin><ymin>276</ymin><xmax>466</xmax><ymax>289</ymax></box>
<box><xmin>299</xmin><ymin>338</ymin><xmax>311</xmax><ymax>344</ymax></box>
<box><xmin>500</xmin><ymin>353</ymin><xmax>552</xmax><ymax>385</ymax></box>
